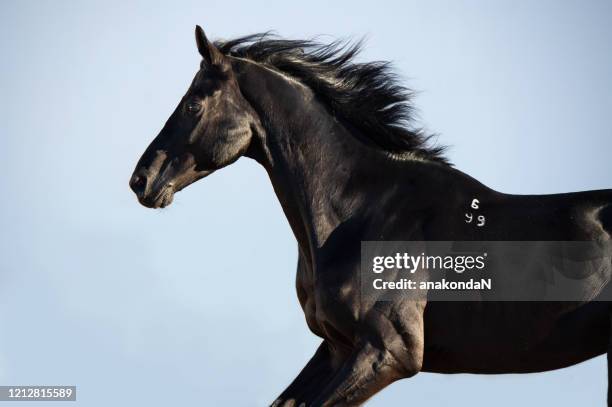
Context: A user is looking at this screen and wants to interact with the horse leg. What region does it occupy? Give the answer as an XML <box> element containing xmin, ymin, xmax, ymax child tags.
<box><xmin>308</xmin><ymin>301</ymin><xmax>425</xmax><ymax>406</ymax></box>
<box><xmin>309</xmin><ymin>340</ymin><xmax>421</xmax><ymax>407</ymax></box>
<box><xmin>272</xmin><ymin>341</ymin><xmax>337</xmax><ymax>407</ymax></box>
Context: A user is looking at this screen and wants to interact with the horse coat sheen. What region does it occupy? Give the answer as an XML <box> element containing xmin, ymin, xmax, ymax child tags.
<box><xmin>130</xmin><ymin>26</ymin><xmax>612</xmax><ymax>406</ymax></box>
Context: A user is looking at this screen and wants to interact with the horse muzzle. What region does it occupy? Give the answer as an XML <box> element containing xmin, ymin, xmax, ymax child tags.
<box><xmin>129</xmin><ymin>171</ymin><xmax>175</xmax><ymax>209</ymax></box>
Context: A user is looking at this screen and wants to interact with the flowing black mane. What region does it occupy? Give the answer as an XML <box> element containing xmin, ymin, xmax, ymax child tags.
<box><xmin>216</xmin><ymin>34</ymin><xmax>448</xmax><ymax>164</ymax></box>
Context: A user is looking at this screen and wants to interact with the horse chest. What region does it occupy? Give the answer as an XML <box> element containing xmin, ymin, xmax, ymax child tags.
<box><xmin>296</xmin><ymin>257</ymin><xmax>361</xmax><ymax>343</ymax></box>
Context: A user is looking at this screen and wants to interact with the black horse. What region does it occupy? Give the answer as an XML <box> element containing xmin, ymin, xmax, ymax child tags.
<box><xmin>130</xmin><ymin>26</ymin><xmax>612</xmax><ymax>406</ymax></box>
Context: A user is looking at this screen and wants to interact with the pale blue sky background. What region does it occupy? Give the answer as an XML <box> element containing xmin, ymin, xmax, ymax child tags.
<box><xmin>1</xmin><ymin>0</ymin><xmax>611</xmax><ymax>406</ymax></box>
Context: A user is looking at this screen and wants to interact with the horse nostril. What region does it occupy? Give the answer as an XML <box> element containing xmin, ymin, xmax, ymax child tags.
<box><xmin>130</xmin><ymin>174</ymin><xmax>147</xmax><ymax>197</ymax></box>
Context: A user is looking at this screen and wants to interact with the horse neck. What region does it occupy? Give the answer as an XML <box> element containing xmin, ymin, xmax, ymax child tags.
<box><xmin>234</xmin><ymin>58</ymin><xmax>390</xmax><ymax>254</ymax></box>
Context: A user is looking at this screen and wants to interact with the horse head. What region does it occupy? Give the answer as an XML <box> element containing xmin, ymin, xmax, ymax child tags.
<box><xmin>129</xmin><ymin>26</ymin><xmax>260</xmax><ymax>208</ymax></box>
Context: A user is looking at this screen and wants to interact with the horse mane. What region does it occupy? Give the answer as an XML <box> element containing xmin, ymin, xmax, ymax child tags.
<box><xmin>215</xmin><ymin>33</ymin><xmax>449</xmax><ymax>165</ymax></box>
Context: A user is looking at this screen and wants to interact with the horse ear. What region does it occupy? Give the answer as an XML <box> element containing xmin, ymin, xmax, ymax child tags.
<box><xmin>195</xmin><ymin>25</ymin><xmax>224</xmax><ymax>67</ymax></box>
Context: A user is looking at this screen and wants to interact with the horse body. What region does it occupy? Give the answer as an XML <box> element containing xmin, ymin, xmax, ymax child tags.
<box><xmin>289</xmin><ymin>155</ymin><xmax>612</xmax><ymax>373</ymax></box>
<box><xmin>130</xmin><ymin>27</ymin><xmax>612</xmax><ymax>405</ymax></box>
<box><xmin>419</xmin><ymin>188</ymin><xmax>612</xmax><ymax>374</ymax></box>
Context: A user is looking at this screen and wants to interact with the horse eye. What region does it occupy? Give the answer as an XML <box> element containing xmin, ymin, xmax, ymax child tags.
<box><xmin>186</xmin><ymin>101</ymin><xmax>201</xmax><ymax>114</ymax></box>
